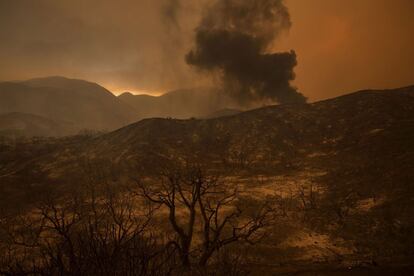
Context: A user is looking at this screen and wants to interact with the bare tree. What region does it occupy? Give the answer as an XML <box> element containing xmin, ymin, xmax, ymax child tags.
<box><xmin>1</xmin><ymin>161</ymin><xmax>276</xmax><ymax>274</ymax></box>
<box><xmin>136</xmin><ymin>164</ymin><xmax>275</xmax><ymax>267</ymax></box>
<box><xmin>0</xmin><ymin>183</ymin><xmax>175</xmax><ymax>275</ymax></box>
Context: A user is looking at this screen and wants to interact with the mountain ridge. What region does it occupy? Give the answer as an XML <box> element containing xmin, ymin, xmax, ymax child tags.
<box><xmin>0</xmin><ymin>76</ymin><xmax>137</xmax><ymax>133</ymax></box>
<box><xmin>118</xmin><ymin>87</ymin><xmax>234</xmax><ymax>119</ymax></box>
<box><xmin>0</xmin><ymin>112</ymin><xmax>76</xmax><ymax>137</ymax></box>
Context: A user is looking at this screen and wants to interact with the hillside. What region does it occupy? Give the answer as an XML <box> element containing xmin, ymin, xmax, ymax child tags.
<box><xmin>1</xmin><ymin>85</ymin><xmax>414</xmax><ymax>268</ymax></box>
<box><xmin>93</xmin><ymin>86</ymin><xmax>414</xmax><ymax>169</ymax></box>
<box><xmin>0</xmin><ymin>76</ymin><xmax>137</xmax><ymax>132</ymax></box>
<box><xmin>0</xmin><ymin>112</ymin><xmax>76</xmax><ymax>137</ymax></box>
<box><xmin>118</xmin><ymin>88</ymin><xmax>233</xmax><ymax>119</ymax></box>
<box><xmin>203</xmin><ymin>108</ymin><xmax>241</xmax><ymax>118</ymax></box>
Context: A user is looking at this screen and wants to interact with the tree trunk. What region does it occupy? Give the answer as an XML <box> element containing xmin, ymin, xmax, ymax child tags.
<box><xmin>198</xmin><ymin>248</ymin><xmax>215</xmax><ymax>267</ymax></box>
<box><xmin>180</xmin><ymin>238</ymin><xmax>191</xmax><ymax>267</ymax></box>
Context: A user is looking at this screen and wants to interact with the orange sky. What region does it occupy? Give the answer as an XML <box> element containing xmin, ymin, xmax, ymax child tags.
<box><xmin>278</xmin><ymin>0</ymin><xmax>414</xmax><ymax>101</ymax></box>
<box><xmin>0</xmin><ymin>0</ymin><xmax>413</xmax><ymax>101</ymax></box>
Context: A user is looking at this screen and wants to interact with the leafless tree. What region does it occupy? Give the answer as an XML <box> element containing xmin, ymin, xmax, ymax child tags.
<box><xmin>135</xmin><ymin>164</ymin><xmax>275</xmax><ymax>267</ymax></box>
<box><xmin>1</xmin><ymin>159</ymin><xmax>277</xmax><ymax>274</ymax></box>
<box><xmin>0</xmin><ymin>183</ymin><xmax>175</xmax><ymax>275</ymax></box>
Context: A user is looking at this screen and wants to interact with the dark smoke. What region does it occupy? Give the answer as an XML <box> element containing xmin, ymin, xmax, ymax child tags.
<box><xmin>186</xmin><ymin>0</ymin><xmax>306</xmax><ymax>105</ymax></box>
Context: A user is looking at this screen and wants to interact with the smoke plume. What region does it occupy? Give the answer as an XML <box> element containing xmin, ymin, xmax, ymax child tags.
<box><xmin>186</xmin><ymin>0</ymin><xmax>306</xmax><ymax>105</ymax></box>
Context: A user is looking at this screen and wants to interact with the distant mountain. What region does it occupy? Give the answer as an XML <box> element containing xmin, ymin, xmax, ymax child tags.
<box><xmin>0</xmin><ymin>76</ymin><xmax>254</xmax><ymax>136</ymax></box>
<box><xmin>0</xmin><ymin>112</ymin><xmax>75</xmax><ymax>137</ymax></box>
<box><xmin>0</xmin><ymin>76</ymin><xmax>137</xmax><ymax>132</ymax></box>
<box><xmin>118</xmin><ymin>88</ymin><xmax>233</xmax><ymax>119</ymax></box>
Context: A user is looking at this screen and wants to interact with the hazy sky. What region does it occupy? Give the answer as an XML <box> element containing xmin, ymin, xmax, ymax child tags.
<box><xmin>0</xmin><ymin>0</ymin><xmax>413</xmax><ymax>101</ymax></box>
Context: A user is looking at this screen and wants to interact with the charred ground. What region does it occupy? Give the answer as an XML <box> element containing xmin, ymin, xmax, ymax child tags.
<box><xmin>1</xmin><ymin>86</ymin><xmax>414</xmax><ymax>273</ymax></box>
